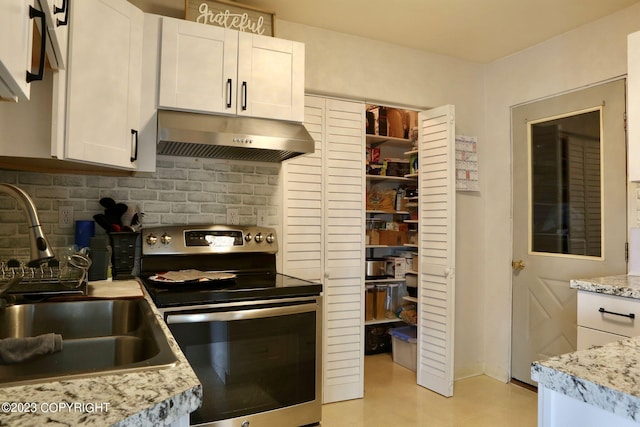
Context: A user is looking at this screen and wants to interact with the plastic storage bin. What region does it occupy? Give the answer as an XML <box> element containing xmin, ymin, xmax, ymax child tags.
<box><xmin>391</xmin><ymin>325</ymin><xmax>417</xmax><ymax>371</ymax></box>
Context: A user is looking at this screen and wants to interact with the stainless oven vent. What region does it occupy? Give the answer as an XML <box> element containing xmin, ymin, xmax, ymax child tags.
<box><xmin>157</xmin><ymin>110</ymin><xmax>315</xmax><ymax>163</ymax></box>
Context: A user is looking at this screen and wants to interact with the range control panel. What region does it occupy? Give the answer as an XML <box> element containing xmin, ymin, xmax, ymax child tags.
<box><xmin>141</xmin><ymin>225</ymin><xmax>278</xmax><ymax>255</ymax></box>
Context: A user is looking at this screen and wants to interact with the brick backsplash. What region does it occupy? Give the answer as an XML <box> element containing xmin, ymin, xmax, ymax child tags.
<box><xmin>0</xmin><ymin>156</ymin><xmax>281</xmax><ymax>262</ymax></box>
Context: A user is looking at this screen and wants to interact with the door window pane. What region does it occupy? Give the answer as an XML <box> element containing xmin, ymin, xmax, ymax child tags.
<box><xmin>530</xmin><ymin>110</ymin><xmax>601</xmax><ymax>257</ymax></box>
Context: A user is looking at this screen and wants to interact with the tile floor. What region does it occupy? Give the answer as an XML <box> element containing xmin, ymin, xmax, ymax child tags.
<box><xmin>321</xmin><ymin>353</ymin><xmax>538</xmax><ymax>426</ymax></box>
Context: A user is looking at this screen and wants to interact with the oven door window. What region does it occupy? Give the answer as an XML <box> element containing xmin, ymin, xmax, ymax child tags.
<box><xmin>166</xmin><ymin>305</ymin><xmax>317</xmax><ymax>424</ymax></box>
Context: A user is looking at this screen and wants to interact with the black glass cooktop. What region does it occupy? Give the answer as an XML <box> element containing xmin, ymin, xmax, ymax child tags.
<box><xmin>142</xmin><ymin>272</ymin><xmax>322</xmax><ymax>307</ymax></box>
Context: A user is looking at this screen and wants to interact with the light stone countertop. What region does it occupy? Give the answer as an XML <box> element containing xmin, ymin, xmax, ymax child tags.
<box><xmin>570</xmin><ymin>273</ymin><xmax>640</xmax><ymax>299</ymax></box>
<box><xmin>532</xmin><ymin>335</ymin><xmax>640</xmax><ymax>423</ymax></box>
<box><xmin>531</xmin><ymin>273</ymin><xmax>640</xmax><ymax>423</ymax></box>
<box><xmin>0</xmin><ymin>281</ymin><xmax>202</xmax><ymax>427</ymax></box>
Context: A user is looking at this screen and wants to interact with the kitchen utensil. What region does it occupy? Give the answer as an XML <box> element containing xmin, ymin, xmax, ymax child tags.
<box><xmin>105</xmin><ymin>203</ymin><xmax>128</xmax><ymax>226</ymax></box>
<box><xmin>93</xmin><ymin>214</ymin><xmax>114</xmax><ymax>233</ymax></box>
<box><xmin>99</xmin><ymin>197</ymin><xmax>116</xmax><ymax>209</ymax></box>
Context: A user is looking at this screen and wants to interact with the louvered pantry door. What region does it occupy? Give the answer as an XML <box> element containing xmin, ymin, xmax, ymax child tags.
<box><xmin>417</xmin><ymin>105</ymin><xmax>456</xmax><ymax>397</ymax></box>
<box><xmin>322</xmin><ymin>98</ymin><xmax>366</xmax><ymax>403</ymax></box>
<box><xmin>281</xmin><ymin>96</ymin><xmax>365</xmax><ymax>403</ymax></box>
<box><xmin>280</xmin><ymin>95</ymin><xmax>325</xmax><ymax>283</ymax></box>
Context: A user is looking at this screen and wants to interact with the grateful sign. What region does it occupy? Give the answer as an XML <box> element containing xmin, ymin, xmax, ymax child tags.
<box><xmin>185</xmin><ymin>0</ymin><xmax>275</xmax><ymax>36</ymax></box>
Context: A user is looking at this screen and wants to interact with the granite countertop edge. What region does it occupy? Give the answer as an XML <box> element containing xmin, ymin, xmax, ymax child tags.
<box><xmin>570</xmin><ymin>273</ymin><xmax>640</xmax><ymax>299</ymax></box>
<box><xmin>532</xmin><ymin>336</ymin><xmax>640</xmax><ymax>423</ymax></box>
<box><xmin>0</xmin><ymin>282</ymin><xmax>202</xmax><ymax>427</ymax></box>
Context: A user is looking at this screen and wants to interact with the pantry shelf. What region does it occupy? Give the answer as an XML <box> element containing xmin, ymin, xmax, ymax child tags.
<box><xmin>366</xmin><ymin>174</ymin><xmax>412</xmax><ymax>182</ymax></box>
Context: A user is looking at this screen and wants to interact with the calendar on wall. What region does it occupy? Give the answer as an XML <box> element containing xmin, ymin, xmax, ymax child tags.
<box><xmin>455</xmin><ymin>135</ymin><xmax>479</xmax><ymax>192</ymax></box>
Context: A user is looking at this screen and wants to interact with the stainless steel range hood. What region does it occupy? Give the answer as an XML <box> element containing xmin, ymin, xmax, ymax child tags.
<box><xmin>157</xmin><ymin>110</ymin><xmax>314</xmax><ymax>162</ymax></box>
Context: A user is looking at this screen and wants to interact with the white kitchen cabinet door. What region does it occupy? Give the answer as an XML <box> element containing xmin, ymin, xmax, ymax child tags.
<box><xmin>416</xmin><ymin>105</ymin><xmax>456</xmax><ymax>397</ymax></box>
<box><xmin>159</xmin><ymin>17</ymin><xmax>238</xmax><ymax>115</ymax></box>
<box><xmin>63</xmin><ymin>0</ymin><xmax>143</xmax><ymax>169</ymax></box>
<box><xmin>237</xmin><ymin>32</ymin><xmax>305</xmax><ymax>122</ymax></box>
<box><xmin>0</xmin><ymin>0</ymin><xmax>36</xmax><ymax>101</ymax></box>
<box><xmin>36</xmin><ymin>0</ymin><xmax>69</xmax><ymax>70</ymax></box>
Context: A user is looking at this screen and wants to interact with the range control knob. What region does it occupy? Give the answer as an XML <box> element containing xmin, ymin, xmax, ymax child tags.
<box><xmin>146</xmin><ymin>234</ymin><xmax>158</xmax><ymax>246</ymax></box>
<box><xmin>160</xmin><ymin>233</ymin><xmax>172</xmax><ymax>245</ymax></box>
<box><xmin>266</xmin><ymin>233</ymin><xmax>275</xmax><ymax>244</ymax></box>
<box><xmin>254</xmin><ymin>232</ymin><xmax>263</xmax><ymax>243</ymax></box>
<box><xmin>244</xmin><ymin>233</ymin><xmax>252</xmax><ymax>242</ymax></box>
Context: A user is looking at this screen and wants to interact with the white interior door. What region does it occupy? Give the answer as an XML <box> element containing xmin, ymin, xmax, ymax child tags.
<box><xmin>416</xmin><ymin>105</ymin><xmax>456</xmax><ymax>397</ymax></box>
<box><xmin>511</xmin><ymin>79</ymin><xmax>627</xmax><ymax>386</ymax></box>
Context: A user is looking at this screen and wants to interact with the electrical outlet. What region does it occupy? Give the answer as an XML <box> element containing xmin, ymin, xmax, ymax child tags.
<box><xmin>227</xmin><ymin>208</ymin><xmax>239</xmax><ymax>225</ymax></box>
<box><xmin>59</xmin><ymin>206</ymin><xmax>74</xmax><ymax>228</ymax></box>
<box><xmin>257</xmin><ymin>209</ymin><xmax>267</xmax><ymax>227</ymax></box>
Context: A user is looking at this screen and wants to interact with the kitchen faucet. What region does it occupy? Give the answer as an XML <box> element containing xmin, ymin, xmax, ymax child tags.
<box><xmin>0</xmin><ymin>183</ymin><xmax>54</xmax><ymax>265</ymax></box>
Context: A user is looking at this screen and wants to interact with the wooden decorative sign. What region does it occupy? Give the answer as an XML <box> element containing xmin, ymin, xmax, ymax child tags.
<box><xmin>185</xmin><ymin>0</ymin><xmax>275</xmax><ymax>36</ymax></box>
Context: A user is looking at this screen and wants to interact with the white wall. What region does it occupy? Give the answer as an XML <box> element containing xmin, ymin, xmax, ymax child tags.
<box><xmin>275</xmin><ymin>21</ymin><xmax>488</xmax><ymax>379</ymax></box>
<box><xmin>482</xmin><ymin>3</ymin><xmax>640</xmax><ymax>381</ymax></box>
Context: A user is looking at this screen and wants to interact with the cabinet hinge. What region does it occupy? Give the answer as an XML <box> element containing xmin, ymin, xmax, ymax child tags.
<box><xmin>626</xmin><ymin>242</ymin><xmax>629</xmax><ymax>262</ymax></box>
<box><xmin>624</xmin><ymin>112</ymin><xmax>628</xmax><ymax>132</ymax></box>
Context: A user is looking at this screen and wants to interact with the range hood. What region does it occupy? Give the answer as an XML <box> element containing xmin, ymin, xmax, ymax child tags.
<box><xmin>157</xmin><ymin>110</ymin><xmax>315</xmax><ymax>162</ymax></box>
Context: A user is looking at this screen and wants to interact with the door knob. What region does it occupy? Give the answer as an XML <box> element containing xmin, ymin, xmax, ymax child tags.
<box><xmin>512</xmin><ymin>260</ymin><xmax>525</xmax><ymax>271</ymax></box>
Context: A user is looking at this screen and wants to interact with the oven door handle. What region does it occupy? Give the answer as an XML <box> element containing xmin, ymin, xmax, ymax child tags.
<box><xmin>165</xmin><ymin>302</ymin><xmax>318</xmax><ymax>324</ymax></box>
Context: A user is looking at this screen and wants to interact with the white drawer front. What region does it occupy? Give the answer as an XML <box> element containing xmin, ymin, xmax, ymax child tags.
<box><xmin>577</xmin><ymin>291</ymin><xmax>640</xmax><ymax>338</ymax></box>
<box><xmin>577</xmin><ymin>326</ymin><xmax>628</xmax><ymax>350</ymax></box>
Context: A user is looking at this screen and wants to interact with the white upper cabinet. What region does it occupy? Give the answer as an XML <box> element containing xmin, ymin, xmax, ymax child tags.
<box><xmin>36</xmin><ymin>0</ymin><xmax>69</xmax><ymax>70</ymax></box>
<box><xmin>236</xmin><ymin>32</ymin><xmax>304</xmax><ymax>122</ymax></box>
<box><xmin>159</xmin><ymin>18</ymin><xmax>238</xmax><ymax>115</ymax></box>
<box><xmin>61</xmin><ymin>0</ymin><xmax>143</xmax><ymax>169</ymax></box>
<box><xmin>159</xmin><ymin>17</ymin><xmax>305</xmax><ymax>123</ymax></box>
<box><xmin>0</xmin><ymin>0</ymin><xmax>69</xmax><ymax>102</ymax></box>
<box><xmin>0</xmin><ymin>0</ymin><xmax>36</xmax><ymax>101</ymax></box>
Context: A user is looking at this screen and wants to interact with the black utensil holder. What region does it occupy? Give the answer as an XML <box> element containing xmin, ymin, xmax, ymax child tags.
<box><xmin>109</xmin><ymin>232</ymin><xmax>140</xmax><ymax>280</ymax></box>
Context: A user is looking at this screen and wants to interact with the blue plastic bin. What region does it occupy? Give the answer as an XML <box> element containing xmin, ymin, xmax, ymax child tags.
<box><xmin>390</xmin><ymin>326</ymin><xmax>417</xmax><ymax>371</ymax></box>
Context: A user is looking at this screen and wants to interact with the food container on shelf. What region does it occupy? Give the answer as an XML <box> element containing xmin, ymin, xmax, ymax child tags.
<box><xmin>365</xmin><ymin>285</ymin><xmax>375</xmax><ymax>321</ymax></box>
<box><xmin>375</xmin><ymin>284</ymin><xmax>387</xmax><ymax>319</ymax></box>
<box><xmin>385</xmin><ymin>283</ymin><xmax>400</xmax><ymax>318</ymax></box>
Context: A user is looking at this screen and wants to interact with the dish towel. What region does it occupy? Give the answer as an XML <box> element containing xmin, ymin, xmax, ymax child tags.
<box><xmin>0</xmin><ymin>333</ymin><xmax>63</xmax><ymax>364</ymax></box>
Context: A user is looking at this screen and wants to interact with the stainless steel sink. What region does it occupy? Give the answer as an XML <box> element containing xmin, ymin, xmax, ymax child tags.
<box><xmin>0</xmin><ymin>298</ymin><xmax>178</xmax><ymax>386</ymax></box>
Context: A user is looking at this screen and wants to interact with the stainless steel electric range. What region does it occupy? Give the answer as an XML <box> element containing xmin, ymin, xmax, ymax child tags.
<box><xmin>139</xmin><ymin>224</ymin><xmax>322</xmax><ymax>427</ymax></box>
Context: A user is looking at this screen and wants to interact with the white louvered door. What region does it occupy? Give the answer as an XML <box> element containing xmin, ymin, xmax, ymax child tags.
<box><xmin>281</xmin><ymin>95</ymin><xmax>365</xmax><ymax>404</ymax></box>
<box><xmin>281</xmin><ymin>96</ymin><xmax>325</xmax><ymax>282</ymax></box>
<box><xmin>322</xmin><ymin>98</ymin><xmax>366</xmax><ymax>403</ymax></box>
<box><xmin>416</xmin><ymin>105</ymin><xmax>456</xmax><ymax>397</ymax></box>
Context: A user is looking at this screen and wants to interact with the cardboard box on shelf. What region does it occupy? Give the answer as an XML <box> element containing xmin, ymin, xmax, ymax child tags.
<box><xmin>386</xmin><ymin>256</ymin><xmax>406</xmax><ymax>279</ymax></box>
<box><xmin>377</xmin><ymin>230</ymin><xmax>408</xmax><ymax>246</ymax></box>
